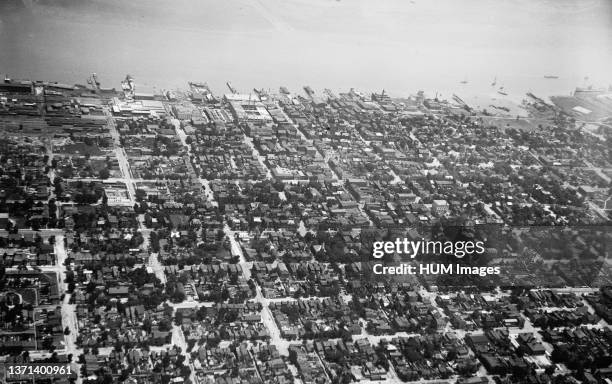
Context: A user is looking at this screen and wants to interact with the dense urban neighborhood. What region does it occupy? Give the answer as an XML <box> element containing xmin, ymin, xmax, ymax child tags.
<box><xmin>0</xmin><ymin>75</ymin><xmax>611</xmax><ymax>384</ymax></box>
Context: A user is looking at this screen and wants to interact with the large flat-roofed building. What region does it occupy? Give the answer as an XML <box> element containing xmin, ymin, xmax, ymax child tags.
<box><xmin>0</xmin><ymin>79</ymin><xmax>33</xmax><ymax>94</ymax></box>
<box><xmin>225</xmin><ymin>94</ymin><xmax>273</xmax><ymax>122</ymax></box>
<box><xmin>104</xmin><ymin>184</ymin><xmax>132</xmax><ymax>206</ymax></box>
<box><xmin>111</xmin><ymin>97</ymin><xmax>166</xmax><ymax>117</ymax></box>
<box><xmin>134</xmin><ymin>92</ymin><xmax>156</xmax><ymax>100</ymax></box>
<box><xmin>172</xmin><ymin>105</ymin><xmax>195</xmax><ymax>120</ymax></box>
<box><xmin>432</xmin><ymin>199</ymin><xmax>449</xmax><ymax>215</ymax></box>
<box><xmin>271</xmin><ymin>166</ymin><xmax>307</xmax><ymax>181</ymax></box>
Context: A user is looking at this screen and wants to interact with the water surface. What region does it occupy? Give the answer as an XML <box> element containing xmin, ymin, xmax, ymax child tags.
<box><xmin>1</xmin><ymin>0</ymin><xmax>611</xmax><ymax>99</ymax></box>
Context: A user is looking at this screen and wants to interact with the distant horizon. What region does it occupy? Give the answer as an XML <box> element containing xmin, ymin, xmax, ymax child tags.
<box><xmin>1</xmin><ymin>0</ymin><xmax>611</xmax><ymax>100</ymax></box>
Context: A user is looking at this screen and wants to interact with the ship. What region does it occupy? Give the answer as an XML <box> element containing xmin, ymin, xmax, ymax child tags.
<box><xmin>574</xmin><ymin>86</ymin><xmax>606</xmax><ymax>95</ymax></box>
<box><xmin>372</xmin><ymin>89</ymin><xmax>391</xmax><ymax>103</ymax></box>
<box><xmin>489</xmin><ymin>104</ymin><xmax>510</xmax><ymax>112</ymax></box>
<box><xmin>121</xmin><ymin>74</ymin><xmax>135</xmax><ymax>100</ymax></box>
<box><xmin>453</xmin><ymin>94</ymin><xmax>472</xmax><ymax>112</ymax></box>
<box><xmin>498</xmin><ymin>86</ymin><xmax>508</xmax><ymax>96</ymax></box>
<box><xmin>188</xmin><ymin>82</ymin><xmax>215</xmax><ymax>103</ymax></box>
<box><xmin>189</xmin><ymin>81</ymin><xmax>210</xmax><ymax>90</ymax></box>
<box><xmin>226</xmin><ymin>82</ymin><xmax>237</xmax><ymax>94</ymax></box>
<box><xmin>86</xmin><ymin>73</ymin><xmax>101</xmax><ymax>90</ymax></box>
<box><xmin>253</xmin><ymin>88</ymin><xmax>269</xmax><ymax>101</ymax></box>
<box><xmin>544</xmin><ymin>75</ymin><xmax>559</xmax><ymax>79</ymax></box>
<box><xmin>121</xmin><ymin>74</ymin><xmax>134</xmax><ymax>92</ymax></box>
<box><xmin>526</xmin><ymin>92</ymin><xmax>553</xmax><ymax>105</ymax></box>
<box><xmin>166</xmin><ymin>90</ymin><xmax>177</xmax><ymax>101</ymax></box>
<box><xmin>303</xmin><ymin>86</ymin><xmax>315</xmax><ymax>97</ymax></box>
<box><xmin>349</xmin><ymin>88</ymin><xmax>366</xmax><ymax>99</ymax></box>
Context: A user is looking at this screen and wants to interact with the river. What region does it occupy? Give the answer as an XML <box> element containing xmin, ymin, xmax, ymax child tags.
<box><xmin>1</xmin><ymin>0</ymin><xmax>611</xmax><ymax>99</ymax></box>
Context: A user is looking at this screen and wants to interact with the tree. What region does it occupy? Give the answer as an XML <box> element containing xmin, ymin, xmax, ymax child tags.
<box><xmin>175</xmin><ymin>311</ymin><xmax>184</xmax><ymax>326</ymax></box>
<box><xmin>99</xmin><ymin>168</ymin><xmax>110</xmax><ymax>179</ymax></box>
<box><xmin>180</xmin><ymin>365</ymin><xmax>191</xmax><ymax>378</ymax></box>
<box><xmin>42</xmin><ymin>337</ymin><xmax>55</xmax><ymax>352</ymax></box>
<box><xmin>172</xmin><ymin>290</ymin><xmax>186</xmax><ymax>303</ymax></box>
<box><xmin>102</xmin><ymin>373</ymin><xmax>113</xmax><ymax>384</ymax></box>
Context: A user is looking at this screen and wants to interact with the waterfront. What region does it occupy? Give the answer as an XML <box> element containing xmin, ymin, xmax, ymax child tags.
<box><xmin>1</xmin><ymin>0</ymin><xmax>611</xmax><ymax>99</ymax></box>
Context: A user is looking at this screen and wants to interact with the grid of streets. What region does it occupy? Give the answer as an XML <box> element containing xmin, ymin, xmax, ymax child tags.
<box><xmin>0</xmin><ymin>78</ymin><xmax>611</xmax><ymax>384</ymax></box>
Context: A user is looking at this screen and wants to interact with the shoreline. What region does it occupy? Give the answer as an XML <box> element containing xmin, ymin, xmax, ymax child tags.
<box><xmin>3</xmin><ymin>71</ymin><xmax>606</xmax><ymax>102</ymax></box>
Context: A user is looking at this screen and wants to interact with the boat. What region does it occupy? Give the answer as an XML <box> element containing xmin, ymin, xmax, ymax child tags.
<box><xmin>460</xmin><ymin>77</ymin><xmax>468</xmax><ymax>84</ymax></box>
<box><xmin>303</xmin><ymin>86</ymin><xmax>315</xmax><ymax>97</ymax></box>
<box><xmin>121</xmin><ymin>74</ymin><xmax>135</xmax><ymax>100</ymax></box>
<box><xmin>87</xmin><ymin>73</ymin><xmax>101</xmax><ymax>90</ymax></box>
<box><xmin>489</xmin><ymin>104</ymin><xmax>510</xmax><ymax>112</ymax></box>
<box><xmin>166</xmin><ymin>90</ymin><xmax>177</xmax><ymax>101</ymax></box>
<box><xmin>491</xmin><ymin>76</ymin><xmax>497</xmax><ymax>87</ymax></box>
<box><xmin>226</xmin><ymin>82</ymin><xmax>237</xmax><ymax>94</ymax></box>
<box><xmin>544</xmin><ymin>75</ymin><xmax>559</xmax><ymax>79</ymax></box>
<box><xmin>189</xmin><ymin>81</ymin><xmax>210</xmax><ymax>89</ymax></box>
<box><xmin>121</xmin><ymin>74</ymin><xmax>134</xmax><ymax>91</ymax></box>
<box><xmin>453</xmin><ymin>94</ymin><xmax>465</xmax><ymax>104</ymax></box>
<box><xmin>453</xmin><ymin>94</ymin><xmax>472</xmax><ymax>112</ymax></box>
<box><xmin>92</xmin><ymin>73</ymin><xmax>100</xmax><ymax>88</ymax></box>
<box><xmin>498</xmin><ymin>86</ymin><xmax>507</xmax><ymax>96</ymax></box>
<box><xmin>574</xmin><ymin>86</ymin><xmax>605</xmax><ymax>94</ymax></box>
<box><xmin>253</xmin><ymin>88</ymin><xmax>269</xmax><ymax>101</ymax></box>
<box><xmin>372</xmin><ymin>89</ymin><xmax>392</xmax><ymax>103</ymax></box>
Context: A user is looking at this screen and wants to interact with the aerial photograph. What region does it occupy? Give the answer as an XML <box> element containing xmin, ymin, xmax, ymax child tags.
<box><xmin>0</xmin><ymin>0</ymin><xmax>611</xmax><ymax>383</ymax></box>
